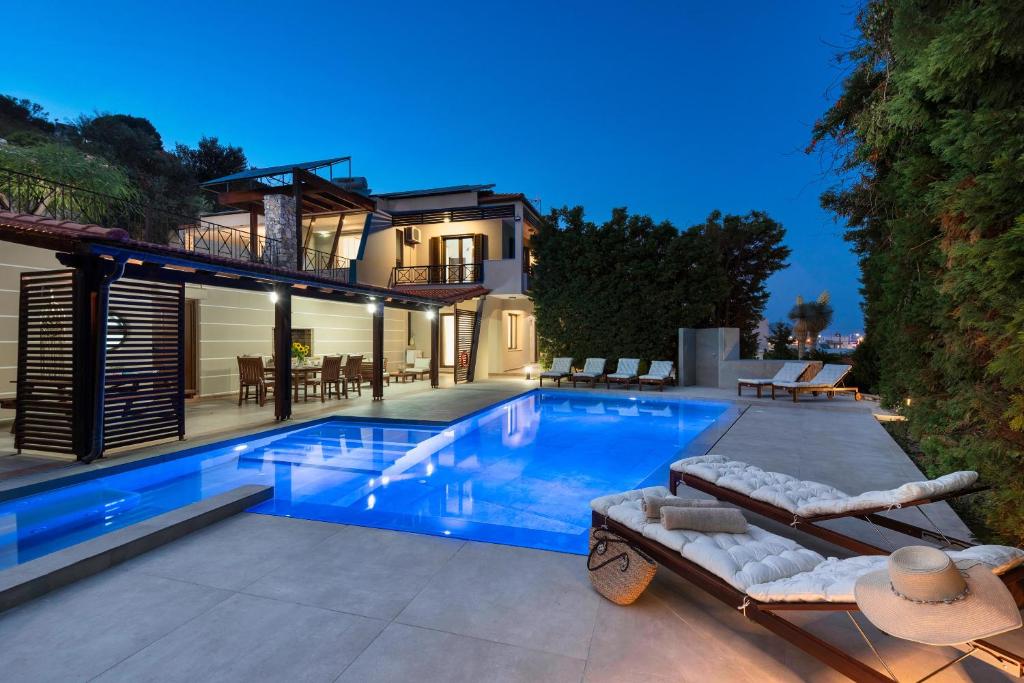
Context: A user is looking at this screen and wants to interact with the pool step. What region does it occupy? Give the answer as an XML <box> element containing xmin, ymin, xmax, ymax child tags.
<box><xmin>0</xmin><ymin>484</ymin><xmax>272</xmax><ymax>614</ymax></box>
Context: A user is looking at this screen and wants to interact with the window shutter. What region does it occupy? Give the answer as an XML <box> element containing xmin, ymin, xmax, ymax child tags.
<box><xmin>429</xmin><ymin>236</ymin><xmax>441</xmax><ymax>265</ymax></box>
<box><xmin>473</xmin><ymin>234</ymin><xmax>488</xmax><ymax>262</ymax></box>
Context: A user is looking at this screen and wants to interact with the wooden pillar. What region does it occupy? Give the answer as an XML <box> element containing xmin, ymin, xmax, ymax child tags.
<box><xmin>274</xmin><ymin>285</ymin><xmax>292</xmax><ymax>421</ymax></box>
<box><xmin>430</xmin><ymin>310</ymin><xmax>439</xmax><ymax>389</ymax></box>
<box><xmin>59</xmin><ymin>253</ymin><xmax>124</xmax><ymax>461</ymax></box>
<box><xmin>249</xmin><ymin>207</ymin><xmax>259</xmax><ymax>262</ymax></box>
<box><xmin>372</xmin><ymin>303</ymin><xmax>385</xmax><ymax>401</ymax></box>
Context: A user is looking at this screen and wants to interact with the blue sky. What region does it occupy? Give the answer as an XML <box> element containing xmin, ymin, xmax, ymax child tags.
<box><xmin>4</xmin><ymin>0</ymin><xmax>864</xmax><ymax>332</ymax></box>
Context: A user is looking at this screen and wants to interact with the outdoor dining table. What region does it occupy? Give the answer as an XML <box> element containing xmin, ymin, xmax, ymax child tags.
<box><xmin>264</xmin><ymin>364</ymin><xmax>322</xmax><ymax>402</ymax></box>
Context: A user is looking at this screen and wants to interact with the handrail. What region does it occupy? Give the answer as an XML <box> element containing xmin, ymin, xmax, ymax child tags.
<box><xmin>303</xmin><ymin>246</ymin><xmax>350</xmax><ymax>282</ymax></box>
<box><xmin>390</xmin><ymin>263</ymin><xmax>483</xmax><ymax>286</ymax></box>
<box><xmin>0</xmin><ymin>166</ymin><xmax>284</xmax><ymax>267</ymax></box>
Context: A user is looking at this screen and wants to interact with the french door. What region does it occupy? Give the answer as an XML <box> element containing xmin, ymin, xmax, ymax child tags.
<box><xmin>443</xmin><ymin>236</ymin><xmax>475</xmax><ymax>283</ymax></box>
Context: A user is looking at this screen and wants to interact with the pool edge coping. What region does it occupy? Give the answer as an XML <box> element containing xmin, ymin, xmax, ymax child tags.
<box><xmin>0</xmin><ymin>484</ymin><xmax>272</xmax><ymax>614</ymax></box>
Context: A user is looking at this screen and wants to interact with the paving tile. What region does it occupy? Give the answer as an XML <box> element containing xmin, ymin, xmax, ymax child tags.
<box><xmin>94</xmin><ymin>593</ymin><xmax>385</xmax><ymax>683</ymax></box>
<box><xmin>336</xmin><ymin>622</ymin><xmax>585</xmax><ymax>683</ymax></box>
<box><xmin>243</xmin><ymin>525</ymin><xmax>463</xmax><ymax>619</ymax></box>
<box><xmin>0</xmin><ymin>570</ymin><xmax>230</xmax><ymax>682</ymax></box>
<box><xmin>397</xmin><ymin>540</ymin><xmax>601</xmax><ymax>660</ymax></box>
<box><xmin>123</xmin><ymin>512</ymin><xmax>344</xmax><ymax>590</ymax></box>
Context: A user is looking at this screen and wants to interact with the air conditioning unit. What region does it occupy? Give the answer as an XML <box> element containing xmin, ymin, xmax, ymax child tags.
<box><xmin>403</xmin><ymin>226</ymin><xmax>422</xmax><ymax>245</ymax></box>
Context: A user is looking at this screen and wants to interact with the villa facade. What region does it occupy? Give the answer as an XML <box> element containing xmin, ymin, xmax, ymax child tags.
<box><xmin>0</xmin><ymin>158</ymin><xmax>540</xmax><ymax>459</ymax></box>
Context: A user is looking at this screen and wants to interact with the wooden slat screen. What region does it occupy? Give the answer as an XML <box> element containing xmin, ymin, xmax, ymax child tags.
<box><xmin>15</xmin><ymin>270</ymin><xmax>76</xmax><ymax>454</ymax></box>
<box><xmin>103</xmin><ymin>278</ymin><xmax>184</xmax><ymax>449</ymax></box>
<box><xmin>454</xmin><ymin>308</ymin><xmax>475</xmax><ymax>384</ymax></box>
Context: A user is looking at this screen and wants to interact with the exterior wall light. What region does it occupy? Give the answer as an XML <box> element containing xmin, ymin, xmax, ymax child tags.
<box><xmin>269</xmin><ymin>291</ymin><xmax>279</xmax><ymax>304</ymax></box>
<box><xmin>366</xmin><ymin>302</ymin><xmax>378</xmax><ymax>314</ymax></box>
<box><xmin>425</xmin><ymin>309</ymin><xmax>436</xmax><ymax>320</ymax></box>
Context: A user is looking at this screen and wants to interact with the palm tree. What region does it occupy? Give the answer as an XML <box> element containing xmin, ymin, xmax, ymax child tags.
<box><xmin>788</xmin><ymin>291</ymin><xmax>833</xmax><ymax>359</ymax></box>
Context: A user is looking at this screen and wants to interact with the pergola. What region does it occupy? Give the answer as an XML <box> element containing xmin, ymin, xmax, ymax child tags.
<box><xmin>0</xmin><ymin>209</ymin><xmax>446</xmax><ymax>462</ymax></box>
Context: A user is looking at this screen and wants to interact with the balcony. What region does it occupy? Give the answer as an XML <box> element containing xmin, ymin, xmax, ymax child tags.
<box><xmin>0</xmin><ymin>167</ymin><xmax>349</xmax><ymax>283</ymax></box>
<box><xmin>390</xmin><ymin>263</ymin><xmax>483</xmax><ymax>286</ymax></box>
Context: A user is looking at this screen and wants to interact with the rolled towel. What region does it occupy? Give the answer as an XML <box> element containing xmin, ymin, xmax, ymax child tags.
<box><xmin>642</xmin><ymin>494</ymin><xmax>724</xmax><ymax>521</ymax></box>
<box><xmin>660</xmin><ymin>506</ymin><xmax>748</xmax><ymax>534</ymax></box>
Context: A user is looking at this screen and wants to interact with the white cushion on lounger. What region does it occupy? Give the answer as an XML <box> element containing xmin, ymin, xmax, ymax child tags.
<box><xmin>640</xmin><ymin>360</ymin><xmax>673</xmax><ymax>381</ymax></box>
<box><xmin>746</xmin><ymin>545</ymin><xmax>1024</xmax><ymax>603</ymax></box>
<box><xmin>609</xmin><ymin>358</ymin><xmax>640</xmax><ymax>379</ymax></box>
<box><xmin>673</xmin><ymin>454</ymin><xmax>978</xmax><ymax>518</ymax></box>
<box><xmin>738</xmin><ymin>362</ymin><xmax>808</xmax><ymax>386</ymax></box>
<box><xmin>591</xmin><ymin>488</ymin><xmax>824</xmax><ymax>591</ymax></box>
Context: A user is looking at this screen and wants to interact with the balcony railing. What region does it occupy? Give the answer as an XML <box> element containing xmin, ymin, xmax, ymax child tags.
<box><xmin>390</xmin><ymin>263</ymin><xmax>483</xmax><ymax>286</ymax></box>
<box><xmin>0</xmin><ymin>167</ymin><xmax>351</xmax><ymax>283</ymax></box>
<box><xmin>0</xmin><ymin>166</ymin><xmax>283</xmax><ymax>265</ymax></box>
<box><xmin>303</xmin><ymin>246</ymin><xmax>350</xmax><ymax>283</ymax></box>
<box><xmin>171</xmin><ymin>223</ymin><xmax>281</xmax><ymax>265</ymax></box>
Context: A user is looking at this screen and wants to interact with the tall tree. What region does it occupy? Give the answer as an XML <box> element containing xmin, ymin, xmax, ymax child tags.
<box><xmin>75</xmin><ymin>113</ymin><xmax>198</xmax><ymax>238</ymax></box>
<box><xmin>173</xmin><ymin>136</ymin><xmax>247</xmax><ymax>184</ymax></box>
<box><xmin>788</xmin><ymin>291</ymin><xmax>833</xmax><ymax>358</ymax></box>
<box><xmin>810</xmin><ymin>0</ymin><xmax>1024</xmax><ymax>542</ymax></box>
<box><xmin>687</xmin><ymin>210</ymin><xmax>791</xmax><ymax>356</ymax></box>
<box><xmin>530</xmin><ymin>206</ymin><xmax>789</xmax><ymax>367</ymax></box>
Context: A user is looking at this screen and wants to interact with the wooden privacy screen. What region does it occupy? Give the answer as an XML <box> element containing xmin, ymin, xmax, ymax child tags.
<box><xmin>454</xmin><ymin>308</ymin><xmax>475</xmax><ymax>384</ymax></box>
<box><xmin>103</xmin><ymin>278</ymin><xmax>185</xmax><ymax>450</ymax></box>
<box><xmin>15</xmin><ymin>270</ymin><xmax>76</xmax><ymax>454</ymax></box>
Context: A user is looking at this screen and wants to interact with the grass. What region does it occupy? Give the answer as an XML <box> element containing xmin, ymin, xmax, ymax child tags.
<box><xmin>882</xmin><ymin>420</ymin><xmax>999</xmax><ymax>545</ymax></box>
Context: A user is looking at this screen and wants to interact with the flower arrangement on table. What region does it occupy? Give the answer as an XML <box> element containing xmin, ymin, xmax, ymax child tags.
<box><xmin>291</xmin><ymin>341</ymin><xmax>311</xmax><ymax>364</ymax></box>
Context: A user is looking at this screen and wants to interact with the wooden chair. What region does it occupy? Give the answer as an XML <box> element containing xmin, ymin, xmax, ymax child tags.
<box><xmin>237</xmin><ymin>356</ymin><xmax>268</xmax><ymax>406</ymax></box>
<box><xmin>360</xmin><ymin>357</ymin><xmax>390</xmax><ymax>387</ymax></box>
<box><xmin>318</xmin><ymin>355</ymin><xmax>345</xmax><ymax>401</ymax></box>
<box><xmin>343</xmin><ymin>354</ymin><xmax>363</xmax><ymax>397</ymax></box>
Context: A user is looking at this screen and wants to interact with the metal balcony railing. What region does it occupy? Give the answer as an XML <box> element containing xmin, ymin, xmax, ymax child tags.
<box><xmin>390</xmin><ymin>263</ymin><xmax>483</xmax><ymax>286</ymax></box>
<box><xmin>303</xmin><ymin>246</ymin><xmax>350</xmax><ymax>283</ymax></box>
<box><xmin>0</xmin><ymin>166</ymin><xmax>284</xmax><ymax>267</ymax></box>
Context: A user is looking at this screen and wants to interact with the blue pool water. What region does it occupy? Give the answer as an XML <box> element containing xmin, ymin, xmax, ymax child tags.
<box><xmin>0</xmin><ymin>391</ymin><xmax>731</xmax><ymax>567</ymax></box>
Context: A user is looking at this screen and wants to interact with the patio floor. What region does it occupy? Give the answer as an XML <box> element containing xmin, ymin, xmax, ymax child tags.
<box><xmin>0</xmin><ymin>382</ymin><xmax>1020</xmax><ymax>681</ymax></box>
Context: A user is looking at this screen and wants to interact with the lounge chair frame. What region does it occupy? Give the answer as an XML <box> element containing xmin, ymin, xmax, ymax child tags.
<box><xmin>670</xmin><ymin>470</ymin><xmax>986</xmax><ymax>555</ymax></box>
<box><xmin>594</xmin><ymin>511</ymin><xmax>1024</xmax><ymax>682</ymax></box>
<box><xmin>540</xmin><ymin>358</ymin><xmax>573</xmax><ymax>387</ymax></box>
<box><xmin>572</xmin><ymin>359</ymin><xmax>606</xmax><ymax>388</ymax></box>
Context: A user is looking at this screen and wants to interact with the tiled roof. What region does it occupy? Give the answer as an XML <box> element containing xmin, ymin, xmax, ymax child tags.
<box><xmin>392</xmin><ymin>285</ymin><xmax>490</xmax><ymax>304</ymax></box>
<box><xmin>0</xmin><ymin>210</ymin><xmax>128</xmax><ymax>249</ymax></box>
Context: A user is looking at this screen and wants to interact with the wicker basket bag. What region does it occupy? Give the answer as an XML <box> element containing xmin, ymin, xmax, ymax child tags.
<box><xmin>587</xmin><ymin>527</ymin><xmax>657</xmax><ymax>605</ymax></box>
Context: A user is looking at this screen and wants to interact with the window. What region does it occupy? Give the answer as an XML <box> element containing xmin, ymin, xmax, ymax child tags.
<box><xmin>506</xmin><ymin>313</ymin><xmax>520</xmax><ymax>350</ymax></box>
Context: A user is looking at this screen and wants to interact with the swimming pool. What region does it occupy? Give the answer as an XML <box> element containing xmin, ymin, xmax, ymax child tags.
<box><xmin>0</xmin><ymin>391</ymin><xmax>734</xmax><ymax>567</ymax></box>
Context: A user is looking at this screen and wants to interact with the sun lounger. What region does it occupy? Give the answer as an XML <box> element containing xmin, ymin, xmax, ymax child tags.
<box><xmin>670</xmin><ymin>454</ymin><xmax>987</xmax><ymax>554</ymax></box>
<box><xmin>638</xmin><ymin>360</ymin><xmax>674</xmax><ymax>391</ymax></box>
<box><xmin>592</xmin><ymin>487</ymin><xmax>1024</xmax><ymax>682</ymax></box>
<box><xmin>772</xmin><ymin>363</ymin><xmax>861</xmax><ymax>401</ymax></box>
<box><xmin>540</xmin><ymin>357</ymin><xmax>573</xmax><ymax>387</ymax></box>
<box><xmin>737</xmin><ymin>361</ymin><xmax>810</xmax><ymax>398</ymax></box>
<box><xmin>606</xmin><ymin>358</ymin><xmax>640</xmax><ymax>389</ymax></box>
<box><xmin>572</xmin><ymin>358</ymin><xmax>606</xmax><ymax>388</ymax></box>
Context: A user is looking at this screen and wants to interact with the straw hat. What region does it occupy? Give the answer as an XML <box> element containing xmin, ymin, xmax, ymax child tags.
<box><xmin>854</xmin><ymin>546</ymin><xmax>1021</xmax><ymax>646</ymax></box>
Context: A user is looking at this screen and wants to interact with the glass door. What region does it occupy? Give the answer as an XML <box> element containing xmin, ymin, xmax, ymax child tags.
<box><xmin>443</xmin><ymin>236</ymin><xmax>475</xmax><ymax>283</ymax></box>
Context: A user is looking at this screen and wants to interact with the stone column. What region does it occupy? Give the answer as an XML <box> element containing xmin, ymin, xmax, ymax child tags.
<box><xmin>264</xmin><ymin>194</ymin><xmax>297</xmax><ymax>269</ymax></box>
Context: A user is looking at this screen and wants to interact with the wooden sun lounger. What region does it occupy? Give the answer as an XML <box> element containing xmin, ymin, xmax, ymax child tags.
<box><xmin>594</xmin><ymin>511</ymin><xmax>1024</xmax><ymax>682</ymax></box>
<box><xmin>670</xmin><ymin>469</ymin><xmax>987</xmax><ymax>555</ymax></box>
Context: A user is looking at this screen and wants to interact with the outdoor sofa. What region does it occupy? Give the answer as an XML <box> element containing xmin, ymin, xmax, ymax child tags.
<box><xmin>540</xmin><ymin>357</ymin><xmax>573</xmax><ymax>387</ymax></box>
<box><xmin>592</xmin><ymin>486</ymin><xmax>1024</xmax><ymax>682</ymax></box>
<box><xmin>669</xmin><ymin>454</ymin><xmax>986</xmax><ymax>555</ymax></box>
<box><xmin>737</xmin><ymin>361</ymin><xmax>810</xmax><ymax>398</ymax></box>
<box><xmin>771</xmin><ymin>363</ymin><xmax>861</xmax><ymax>402</ymax></box>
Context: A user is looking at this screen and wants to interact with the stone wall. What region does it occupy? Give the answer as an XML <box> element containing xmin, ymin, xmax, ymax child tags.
<box><xmin>264</xmin><ymin>194</ymin><xmax>297</xmax><ymax>268</ymax></box>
